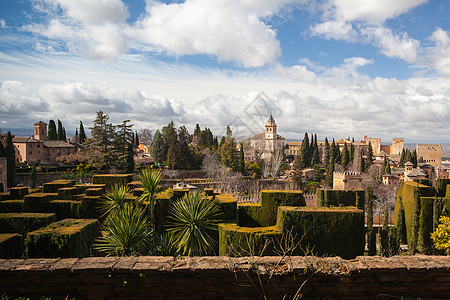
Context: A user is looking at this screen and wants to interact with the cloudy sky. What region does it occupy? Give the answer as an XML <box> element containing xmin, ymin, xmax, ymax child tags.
<box><xmin>0</xmin><ymin>0</ymin><xmax>449</xmax><ymax>143</ymax></box>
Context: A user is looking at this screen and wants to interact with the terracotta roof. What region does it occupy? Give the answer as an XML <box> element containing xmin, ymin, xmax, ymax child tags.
<box><xmin>34</xmin><ymin>121</ymin><xmax>47</xmax><ymax>126</ymax></box>
<box><xmin>43</xmin><ymin>141</ymin><xmax>76</xmax><ymax>148</ymax></box>
<box><xmin>13</xmin><ymin>136</ymin><xmax>40</xmax><ymax>143</ymax></box>
<box><xmin>406</xmin><ymin>169</ymin><xmax>426</xmax><ymax>177</ymax></box>
<box><xmin>405</xmin><ymin>161</ymin><xmax>413</xmax><ymax>166</ymax></box>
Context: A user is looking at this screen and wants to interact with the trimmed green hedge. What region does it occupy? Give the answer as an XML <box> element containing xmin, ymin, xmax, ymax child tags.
<box><xmin>316</xmin><ymin>189</ymin><xmax>365</xmax><ymax>210</ymax></box>
<box><xmin>238</xmin><ymin>203</ymin><xmax>263</xmax><ymax>227</ymax></box>
<box><xmin>218</xmin><ymin>223</ymin><xmax>281</xmax><ymax>256</ymax></box>
<box><xmin>0</xmin><ymin>233</ymin><xmax>23</xmax><ymax>258</ymax></box>
<box><xmin>86</xmin><ymin>187</ymin><xmax>104</xmax><ymax>196</ymax></box>
<box><xmin>154</xmin><ymin>194</ymin><xmax>173</xmax><ymax>234</ymax></box>
<box><xmin>204</xmin><ymin>188</ymin><xmax>214</xmax><ymax>197</ymax></box>
<box><xmin>57</xmin><ymin>187</ymin><xmax>80</xmax><ymax>200</ymax></box>
<box><xmin>258</xmin><ymin>190</ymin><xmax>306</xmax><ymax>227</ymax></box>
<box><xmin>0</xmin><ymin>192</ymin><xmax>10</xmax><ymax>201</ymax></box>
<box><xmin>23</xmin><ymin>193</ymin><xmax>52</xmax><ymax>213</ymax></box>
<box><xmin>9</xmin><ymin>187</ymin><xmax>28</xmax><ymax>199</ymax></box>
<box><xmin>42</xmin><ymin>180</ymin><xmax>75</xmax><ymax>193</ymax></box>
<box><xmin>0</xmin><ymin>200</ymin><xmax>24</xmax><ymax>213</ymax></box>
<box><xmin>74</xmin><ymin>184</ymin><xmax>105</xmax><ymax>194</ymax></box>
<box><xmin>49</xmin><ymin>200</ymin><xmax>81</xmax><ymax>220</ymax></box>
<box><xmin>214</xmin><ymin>194</ymin><xmax>238</xmax><ymax>224</ymax></box>
<box><xmin>446</xmin><ymin>185</ymin><xmax>450</xmax><ymax>199</ymax></box>
<box><xmin>418</xmin><ymin>197</ymin><xmax>435</xmax><ymax>254</ymax></box>
<box><xmin>0</xmin><ymin>212</ymin><xmax>56</xmax><ymax>235</ymax></box>
<box><xmin>80</xmin><ymin>196</ymin><xmax>102</xmax><ymax>219</ymax></box>
<box><xmin>436</xmin><ymin>178</ymin><xmax>450</xmax><ymax>197</ymax></box>
<box><xmin>25</xmin><ymin>218</ymin><xmax>100</xmax><ymax>258</ymax></box>
<box><xmin>92</xmin><ymin>174</ymin><xmax>132</xmax><ymax>190</ymax></box>
<box><xmin>276</xmin><ymin>206</ymin><xmax>365</xmax><ymax>259</ymax></box>
<box><xmin>172</xmin><ymin>189</ymin><xmax>189</xmax><ymax>201</ymax></box>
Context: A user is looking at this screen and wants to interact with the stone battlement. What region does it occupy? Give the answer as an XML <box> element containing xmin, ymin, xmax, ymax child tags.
<box><xmin>333</xmin><ymin>171</ymin><xmax>362</xmax><ymax>178</ymax></box>
<box><xmin>1</xmin><ymin>255</ymin><xmax>450</xmax><ymax>299</ymax></box>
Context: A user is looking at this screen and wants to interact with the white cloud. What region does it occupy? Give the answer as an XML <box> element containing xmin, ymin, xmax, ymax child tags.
<box><xmin>0</xmin><ymin>19</ymin><xmax>7</xmax><ymax>29</ymax></box>
<box><xmin>310</xmin><ymin>20</ymin><xmax>356</xmax><ymax>41</ymax></box>
<box><xmin>423</xmin><ymin>28</ymin><xmax>450</xmax><ymax>77</ymax></box>
<box><xmin>334</xmin><ymin>0</ymin><xmax>428</xmax><ymax>22</ymax></box>
<box><xmin>129</xmin><ymin>0</ymin><xmax>296</xmax><ymax>67</ymax></box>
<box><xmin>361</xmin><ymin>27</ymin><xmax>420</xmax><ymax>63</ymax></box>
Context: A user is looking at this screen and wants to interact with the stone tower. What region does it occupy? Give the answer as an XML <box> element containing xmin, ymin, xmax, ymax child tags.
<box><xmin>265</xmin><ymin>114</ymin><xmax>276</xmax><ymax>140</ymax></box>
<box><xmin>34</xmin><ymin>121</ymin><xmax>47</xmax><ymax>140</ymax></box>
<box><xmin>391</xmin><ymin>138</ymin><xmax>404</xmax><ymax>155</ymax></box>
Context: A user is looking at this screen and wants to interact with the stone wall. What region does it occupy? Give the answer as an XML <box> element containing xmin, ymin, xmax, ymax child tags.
<box><xmin>417</xmin><ymin>144</ymin><xmax>442</xmax><ymax>168</ymax></box>
<box><xmin>1</xmin><ymin>255</ymin><xmax>450</xmax><ymax>299</ymax></box>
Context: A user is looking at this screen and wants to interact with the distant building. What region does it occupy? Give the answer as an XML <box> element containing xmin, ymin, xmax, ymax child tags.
<box><xmin>0</xmin><ymin>157</ymin><xmax>7</xmax><ymax>192</ymax></box>
<box><xmin>382</xmin><ymin>173</ymin><xmax>400</xmax><ymax>187</ymax></box>
<box><xmin>403</xmin><ymin>162</ymin><xmax>427</xmax><ymax>182</ymax></box>
<box><xmin>417</xmin><ymin>144</ymin><xmax>441</xmax><ymax>168</ymax></box>
<box><xmin>248</xmin><ymin>115</ymin><xmax>286</xmax><ymax>162</ymax></box>
<box><xmin>333</xmin><ymin>171</ymin><xmax>362</xmax><ymax>190</ymax></box>
<box><xmin>137</xmin><ymin>142</ymin><xmax>149</xmax><ymax>154</ymax></box>
<box><xmin>11</xmin><ymin>121</ymin><xmax>78</xmax><ymax>165</ymax></box>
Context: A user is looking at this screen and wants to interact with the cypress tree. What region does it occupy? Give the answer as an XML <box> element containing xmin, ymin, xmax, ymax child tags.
<box><xmin>239</xmin><ymin>143</ymin><xmax>245</xmax><ymax>174</ymax></box>
<box><xmin>30</xmin><ymin>163</ymin><xmax>37</xmax><ymax>188</ymax></box>
<box><xmin>57</xmin><ymin>119</ymin><xmax>64</xmax><ymax>140</ymax></box>
<box><xmin>365</xmin><ymin>142</ymin><xmax>373</xmax><ymax>170</ymax></box>
<box><xmin>341</xmin><ymin>142</ymin><xmax>350</xmax><ymax>170</ymax></box>
<box><xmin>47</xmin><ymin>120</ymin><xmax>57</xmax><ymax>140</ymax></box>
<box><xmin>405</xmin><ymin>149</ymin><xmax>412</xmax><ymax>165</ymax></box>
<box><xmin>79</xmin><ymin>121</ymin><xmax>86</xmax><ymax>144</ymax></box>
<box><xmin>125</xmin><ymin>143</ymin><xmax>134</xmax><ymax>174</ymax></box>
<box><xmin>409</xmin><ymin>188</ymin><xmax>420</xmax><ymax>254</ymax></box>
<box><xmin>325</xmin><ymin>155</ymin><xmax>335</xmax><ymax>188</ymax></box>
<box><xmin>322</xmin><ymin>137</ymin><xmax>330</xmax><ymax>167</ymax></box>
<box><xmin>366</xmin><ymin>187</ymin><xmax>376</xmax><ymax>256</ymax></box>
<box><xmin>299</xmin><ymin>133</ymin><xmax>310</xmax><ymax>169</ymax></box>
<box><xmin>135</xmin><ymin>131</ymin><xmax>140</xmax><ymax>147</ymax></box>
<box><xmin>291</xmin><ymin>154</ymin><xmax>303</xmax><ymax>190</ymax></box>
<box><xmin>5</xmin><ymin>132</ymin><xmax>15</xmax><ymax>188</ymax></box>
<box><xmin>350</xmin><ymin>143</ymin><xmax>355</xmax><ymax>163</ymax></box>
<box><xmin>399</xmin><ymin>148</ymin><xmax>406</xmax><ymax>167</ymax></box>
<box><xmin>359</xmin><ymin>150</ymin><xmax>365</xmax><ymax>173</ymax></box>
<box><xmin>380</xmin><ymin>201</ymin><xmax>389</xmax><ymax>256</ymax></box>
<box><xmin>411</xmin><ymin>149</ymin><xmax>418</xmax><ymax>168</ymax></box>
<box><xmin>0</xmin><ymin>141</ymin><xmax>5</xmax><ymax>157</ymax></box>
<box><xmin>397</xmin><ymin>197</ymin><xmax>407</xmax><ymax>244</ymax></box>
<box><xmin>150</xmin><ymin>130</ymin><xmax>166</xmax><ymax>164</ymax></box>
<box><xmin>62</xmin><ymin>127</ymin><xmax>66</xmax><ymax>141</ymax></box>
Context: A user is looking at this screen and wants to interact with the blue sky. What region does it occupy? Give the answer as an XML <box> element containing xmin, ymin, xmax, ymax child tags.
<box><xmin>0</xmin><ymin>0</ymin><xmax>449</xmax><ymax>143</ymax></box>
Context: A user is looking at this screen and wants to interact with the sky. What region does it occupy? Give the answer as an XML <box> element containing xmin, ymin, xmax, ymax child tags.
<box><xmin>0</xmin><ymin>0</ymin><xmax>449</xmax><ymax>143</ymax></box>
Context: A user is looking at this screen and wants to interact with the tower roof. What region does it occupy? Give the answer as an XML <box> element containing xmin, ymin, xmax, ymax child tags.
<box><xmin>267</xmin><ymin>114</ymin><xmax>275</xmax><ymax>123</ymax></box>
<box><xmin>34</xmin><ymin>121</ymin><xmax>47</xmax><ymax>126</ymax></box>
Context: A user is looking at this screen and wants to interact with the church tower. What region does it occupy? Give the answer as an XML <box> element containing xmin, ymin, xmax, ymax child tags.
<box><xmin>265</xmin><ymin>114</ymin><xmax>277</xmax><ymax>140</ymax></box>
<box><xmin>34</xmin><ymin>121</ymin><xmax>47</xmax><ymax>140</ymax></box>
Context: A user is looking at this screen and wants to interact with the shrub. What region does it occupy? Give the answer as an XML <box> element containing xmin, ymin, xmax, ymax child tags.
<box><xmin>92</xmin><ymin>174</ymin><xmax>133</xmax><ymax>190</ymax></box>
<box><xmin>316</xmin><ymin>189</ymin><xmax>365</xmax><ymax>210</ymax></box>
<box><xmin>0</xmin><ymin>233</ymin><xmax>23</xmax><ymax>258</ymax></box>
<box><xmin>42</xmin><ymin>180</ymin><xmax>75</xmax><ymax>193</ymax></box>
<box><xmin>25</xmin><ymin>218</ymin><xmax>100</xmax><ymax>258</ymax></box>
<box><xmin>431</xmin><ymin>216</ymin><xmax>450</xmax><ymax>254</ymax></box>
<box><xmin>0</xmin><ymin>212</ymin><xmax>56</xmax><ymax>235</ymax></box>
<box><xmin>214</xmin><ymin>193</ymin><xmax>238</xmax><ymax>224</ymax></box>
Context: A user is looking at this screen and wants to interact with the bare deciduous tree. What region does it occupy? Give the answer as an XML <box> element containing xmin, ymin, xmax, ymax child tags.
<box><xmin>139</xmin><ymin>129</ymin><xmax>153</xmax><ymax>146</ymax></box>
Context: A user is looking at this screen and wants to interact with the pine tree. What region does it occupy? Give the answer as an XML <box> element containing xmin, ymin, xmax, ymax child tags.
<box><xmin>291</xmin><ymin>154</ymin><xmax>303</xmax><ymax>190</ymax></box>
<box><xmin>5</xmin><ymin>132</ymin><xmax>15</xmax><ymax>188</ymax></box>
<box><xmin>239</xmin><ymin>143</ymin><xmax>245</xmax><ymax>174</ymax></box>
<box><xmin>57</xmin><ymin>119</ymin><xmax>64</xmax><ymax>140</ymax></box>
<box><xmin>341</xmin><ymin>142</ymin><xmax>350</xmax><ymax>170</ymax></box>
<box><xmin>88</xmin><ymin>111</ymin><xmax>116</xmax><ymax>171</ymax></box>
<box><xmin>178</xmin><ymin>126</ymin><xmax>194</xmax><ymax>169</ymax></box>
<box><xmin>165</xmin><ymin>122</ymin><xmax>181</xmax><ymax>169</ymax></box>
<box><xmin>79</xmin><ymin>121</ymin><xmax>86</xmax><ymax>144</ymax></box>
<box><xmin>312</xmin><ymin>163</ymin><xmax>323</xmax><ymax>182</ymax></box>
<box><xmin>47</xmin><ymin>120</ymin><xmax>57</xmax><ymax>140</ymax></box>
<box><xmin>115</xmin><ymin>120</ymin><xmax>134</xmax><ymax>164</ymax></box>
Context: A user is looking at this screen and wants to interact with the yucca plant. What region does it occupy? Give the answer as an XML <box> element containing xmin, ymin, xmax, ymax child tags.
<box><xmin>137</xmin><ymin>168</ymin><xmax>162</xmax><ymax>227</ymax></box>
<box><xmin>94</xmin><ymin>203</ymin><xmax>152</xmax><ymax>256</ymax></box>
<box><xmin>100</xmin><ymin>184</ymin><xmax>132</xmax><ymax>217</ymax></box>
<box><xmin>150</xmin><ymin>232</ymin><xmax>180</xmax><ymax>256</ymax></box>
<box><xmin>168</xmin><ymin>192</ymin><xmax>222</xmax><ymax>256</ymax></box>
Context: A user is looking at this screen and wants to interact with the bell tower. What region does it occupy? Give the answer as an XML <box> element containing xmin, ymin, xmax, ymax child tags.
<box><xmin>265</xmin><ymin>114</ymin><xmax>277</xmax><ymax>140</ymax></box>
<box><xmin>34</xmin><ymin>121</ymin><xmax>47</xmax><ymax>140</ymax></box>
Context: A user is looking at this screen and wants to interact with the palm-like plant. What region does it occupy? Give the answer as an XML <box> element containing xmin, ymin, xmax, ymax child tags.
<box><xmin>137</xmin><ymin>168</ymin><xmax>162</xmax><ymax>227</ymax></box>
<box><xmin>168</xmin><ymin>192</ymin><xmax>222</xmax><ymax>256</ymax></box>
<box><xmin>94</xmin><ymin>203</ymin><xmax>152</xmax><ymax>256</ymax></box>
<box><xmin>150</xmin><ymin>232</ymin><xmax>180</xmax><ymax>256</ymax></box>
<box><xmin>100</xmin><ymin>184</ymin><xmax>132</xmax><ymax>217</ymax></box>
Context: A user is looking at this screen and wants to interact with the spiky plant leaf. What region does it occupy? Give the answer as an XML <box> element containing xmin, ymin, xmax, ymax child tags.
<box><xmin>137</xmin><ymin>168</ymin><xmax>162</xmax><ymax>226</ymax></box>
<box><xmin>100</xmin><ymin>184</ymin><xmax>132</xmax><ymax>217</ymax></box>
<box><xmin>94</xmin><ymin>203</ymin><xmax>152</xmax><ymax>256</ymax></box>
<box><xmin>168</xmin><ymin>192</ymin><xmax>221</xmax><ymax>256</ymax></box>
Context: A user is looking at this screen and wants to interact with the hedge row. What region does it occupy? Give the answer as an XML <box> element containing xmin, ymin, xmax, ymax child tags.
<box><xmin>42</xmin><ymin>180</ymin><xmax>76</xmax><ymax>193</ymax></box>
<box><xmin>436</xmin><ymin>178</ymin><xmax>450</xmax><ymax>197</ymax></box>
<box><xmin>316</xmin><ymin>189</ymin><xmax>365</xmax><ymax>210</ymax></box>
<box><xmin>277</xmin><ymin>206</ymin><xmax>365</xmax><ymax>259</ymax></box>
<box><xmin>0</xmin><ymin>213</ymin><xmax>56</xmax><ymax>235</ymax></box>
<box><xmin>0</xmin><ymin>200</ymin><xmax>24</xmax><ymax>213</ymax></box>
<box><xmin>0</xmin><ymin>233</ymin><xmax>23</xmax><ymax>258</ymax></box>
<box><xmin>24</xmin><ymin>218</ymin><xmax>100</xmax><ymax>258</ymax></box>
<box><xmin>214</xmin><ymin>194</ymin><xmax>238</xmax><ymax>224</ymax></box>
<box><xmin>92</xmin><ymin>174</ymin><xmax>132</xmax><ymax>190</ymax></box>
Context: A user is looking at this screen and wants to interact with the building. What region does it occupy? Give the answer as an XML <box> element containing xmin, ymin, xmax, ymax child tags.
<box><xmin>417</xmin><ymin>144</ymin><xmax>441</xmax><ymax>168</ymax></box>
<box><xmin>0</xmin><ymin>157</ymin><xmax>7</xmax><ymax>192</ymax></box>
<box><xmin>403</xmin><ymin>162</ymin><xmax>427</xmax><ymax>182</ymax></box>
<box><xmin>382</xmin><ymin>173</ymin><xmax>400</xmax><ymax>187</ymax></box>
<box><xmin>333</xmin><ymin>171</ymin><xmax>362</xmax><ymax>190</ymax></box>
<box><xmin>248</xmin><ymin>115</ymin><xmax>286</xmax><ymax>162</ymax></box>
<box><xmin>12</xmin><ymin>121</ymin><xmax>78</xmax><ymax>165</ymax></box>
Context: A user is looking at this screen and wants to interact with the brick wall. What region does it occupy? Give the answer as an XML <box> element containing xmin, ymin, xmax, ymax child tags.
<box><xmin>1</xmin><ymin>255</ymin><xmax>450</xmax><ymax>299</ymax></box>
